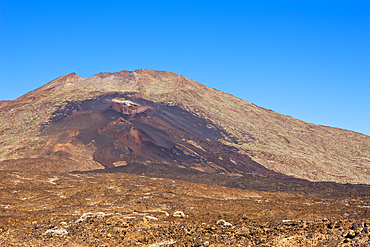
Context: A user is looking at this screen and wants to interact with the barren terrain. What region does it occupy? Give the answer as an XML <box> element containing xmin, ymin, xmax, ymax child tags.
<box><xmin>1</xmin><ymin>170</ymin><xmax>370</xmax><ymax>246</ymax></box>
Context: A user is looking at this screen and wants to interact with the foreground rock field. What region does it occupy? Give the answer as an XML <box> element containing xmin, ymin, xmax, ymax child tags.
<box><xmin>0</xmin><ymin>171</ymin><xmax>370</xmax><ymax>246</ymax></box>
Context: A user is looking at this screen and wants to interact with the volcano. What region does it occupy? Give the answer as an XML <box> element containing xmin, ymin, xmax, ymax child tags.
<box><xmin>1</xmin><ymin>69</ymin><xmax>370</xmax><ymax>184</ymax></box>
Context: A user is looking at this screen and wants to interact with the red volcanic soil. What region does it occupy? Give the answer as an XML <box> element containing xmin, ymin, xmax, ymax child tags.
<box><xmin>40</xmin><ymin>92</ymin><xmax>288</xmax><ymax>179</ymax></box>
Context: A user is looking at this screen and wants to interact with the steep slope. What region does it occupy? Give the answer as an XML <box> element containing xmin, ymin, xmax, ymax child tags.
<box><xmin>0</xmin><ymin>69</ymin><xmax>369</xmax><ymax>184</ymax></box>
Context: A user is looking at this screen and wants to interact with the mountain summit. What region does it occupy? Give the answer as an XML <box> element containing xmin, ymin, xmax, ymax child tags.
<box><xmin>1</xmin><ymin>69</ymin><xmax>369</xmax><ymax>184</ymax></box>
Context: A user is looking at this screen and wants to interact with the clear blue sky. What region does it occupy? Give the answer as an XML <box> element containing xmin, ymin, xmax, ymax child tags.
<box><xmin>1</xmin><ymin>1</ymin><xmax>369</xmax><ymax>135</ymax></box>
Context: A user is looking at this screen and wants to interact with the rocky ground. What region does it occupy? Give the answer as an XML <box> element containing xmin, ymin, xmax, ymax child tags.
<box><xmin>0</xmin><ymin>170</ymin><xmax>370</xmax><ymax>246</ymax></box>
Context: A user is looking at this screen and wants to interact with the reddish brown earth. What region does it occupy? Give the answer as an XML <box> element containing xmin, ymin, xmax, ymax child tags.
<box><xmin>1</xmin><ymin>171</ymin><xmax>370</xmax><ymax>246</ymax></box>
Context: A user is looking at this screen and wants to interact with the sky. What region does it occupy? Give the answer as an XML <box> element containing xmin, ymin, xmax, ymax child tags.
<box><xmin>0</xmin><ymin>1</ymin><xmax>369</xmax><ymax>135</ymax></box>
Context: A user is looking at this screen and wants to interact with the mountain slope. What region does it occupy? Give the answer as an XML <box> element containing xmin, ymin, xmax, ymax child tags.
<box><xmin>0</xmin><ymin>69</ymin><xmax>369</xmax><ymax>183</ymax></box>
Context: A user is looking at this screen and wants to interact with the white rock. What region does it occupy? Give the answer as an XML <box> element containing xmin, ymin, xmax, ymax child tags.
<box><xmin>216</xmin><ymin>219</ymin><xmax>232</xmax><ymax>227</ymax></box>
<box><xmin>146</xmin><ymin>216</ymin><xmax>159</xmax><ymax>221</ymax></box>
<box><xmin>75</xmin><ymin>212</ymin><xmax>106</xmax><ymax>223</ymax></box>
<box><xmin>43</xmin><ymin>228</ymin><xmax>68</xmax><ymax>237</ymax></box>
<box><xmin>173</xmin><ymin>211</ymin><xmax>186</xmax><ymax>218</ymax></box>
<box><xmin>148</xmin><ymin>240</ymin><xmax>177</xmax><ymax>247</ymax></box>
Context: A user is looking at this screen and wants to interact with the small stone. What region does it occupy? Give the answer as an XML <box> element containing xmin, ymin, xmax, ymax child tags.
<box><xmin>43</xmin><ymin>228</ymin><xmax>68</xmax><ymax>238</ymax></box>
<box><xmin>345</xmin><ymin>230</ymin><xmax>356</xmax><ymax>239</ymax></box>
<box><xmin>173</xmin><ymin>211</ymin><xmax>186</xmax><ymax>218</ymax></box>
<box><xmin>146</xmin><ymin>216</ymin><xmax>159</xmax><ymax>221</ymax></box>
<box><xmin>76</xmin><ymin>212</ymin><xmax>106</xmax><ymax>223</ymax></box>
<box><xmin>216</xmin><ymin>219</ymin><xmax>232</xmax><ymax>227</ymax></box>
<box><xmin>148</xmin><ymin>240</ymin><xmax>177</xmax><ymax>247</ymax></box>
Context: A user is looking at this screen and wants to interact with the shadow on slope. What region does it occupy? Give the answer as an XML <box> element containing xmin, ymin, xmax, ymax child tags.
<box><xmin>84</xmin><ymin>162</ymin><xmax>370</xmax><ymax>198</ymax></box>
